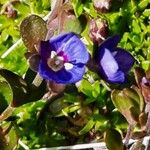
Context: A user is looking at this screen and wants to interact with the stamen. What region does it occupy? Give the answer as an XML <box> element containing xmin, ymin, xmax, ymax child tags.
<box><xmin>57</xmin><ymin>56</ymin><xmax>64</xmax><ymax>61</ymax></box>
<box><xmin>47</xmin><ymin>56</ymin><xmax>64</xmax><ymax>72</ymax></box>
<box><xmin>48</xmin><ymin>51</ymin><xmax>72</xmax><ymax>71</ymax></box>
<box><xmin>55</xmin><ymin>60</ymin><xmax>61</xmax><ymax>65</ymax></box>
<box><xmin>50</xmin><ymin>51</ymin><xmax>57</xmax><ymax>58</ymax></box>
<box><xmin>64</xmin><ymin>63</ymin><xmax>74</xmax><ymax>70</ymax></box>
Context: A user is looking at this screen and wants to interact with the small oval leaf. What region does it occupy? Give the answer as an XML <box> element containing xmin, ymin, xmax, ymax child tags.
<box><xmin>0</xmin><ymin>124</ymin><xmax>18</xmax><ymax>150</ymax></box>
<box><xmin>79</xmin><ymin>119</ymin><xmax>95</xmax><ymax>135</ymax></box>
<box><xmin>20</xmin><ymin>14</ymin><xmax>47</xmax><ymax>52</ymax></box>
<box><xmin>0</xmin><ymin>80</ymin><xmax>12</xmax><ymax>113</ymax></box>
<box><xmin>0</xmin><ymin>69</ymin><xmax>46</xmax><ymax>108</ymax></box>
<box><xmin>0</xmin><ymin>69</ymin><xmax>29</xmax><ymax>107</ymax></box>
<box><xmin>111</xmin><ymin>89</ymin><xmax>137</xmax><ymax>124</ymax></box>
<box><xmin>105</xmin><ymin>129</ymin><xmax>124</xmax><ymax>150</ymax></box>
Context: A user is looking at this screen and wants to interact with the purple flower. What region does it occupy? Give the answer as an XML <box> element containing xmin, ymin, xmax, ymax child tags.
<box><xmin>95</xmin><ymin>35</ymin><xmax>135</xmax><ymax>83</ymax></box>
<box><xmin>38</xmin><ymin>32</ymin><xmax>89</xmax><ymax>84</ymax></box>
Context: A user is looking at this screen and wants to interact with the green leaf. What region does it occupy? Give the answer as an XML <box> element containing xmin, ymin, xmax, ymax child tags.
<box><xmin>79</xmin><ymin>119</ymin><xmax>95</xmax><ymax>135</ymax></box>
<box><xmin>0</xmin><ymin>80</ymin><xmax>12</xmax><ymax>113</ymax></box>
<box><xmin>111</xmin><ymin>90</ymin><xmax>134</xmax><ymax>110</ymax></box>
<box><xmin>111</xmin><ymin>89</ymin><xmax>139</xmax><ymax>124</ymax></box>
<box><xmin>93</xmin><ymin>114</ymin><xmax>108</xmax><ymax>131</ymax></box>
<box><xmin>78</xmin><ymin>79</ymin><xmax>93</xmax><ymax>97</ymax></box>
<box><xmin>141</xmin><ymin>61</ymin><xmax>150</xmax><ymax>71</ymax></box>
<box><xmin>14</xmin><ymin>2</ymin><xmax>30</xmax><ymax>15</ymax></box>
<box><xmin>24</xmin><ymin>69</ymin><xmax>47</xmax><ymax>104</ymax></box>
<box><xmin>5</xmin><ymin>126</ymin><xmax>18</xmax><ymax>150</ymax></box>
<box><xmin>132</xmin><ymin>20</ymin><xmax>141</xmax><ymax>34</ymax></box>
<box><xmin>105</xmin><ymin>129</ymin><xmax>124</xmax><ymax>150</ymax></box>
<box><xmin>72</xmin><ymin>0</ymin><xmax>84</xmax><ymax>17</ymax></box>
<box><xmin>0</xmin><ymin>123</ymin><xmax>18</xmax><ymax>150</ymax></box>
<box><xmin>24</xmin><ymin>68</ymin><xmax>37</xmax><ymax>85</ymax></box>
<box><xmin>92</xmin><ymin>81</ymin><xmax>100</xmax><ymax>98</ymax></box>
<box><xmin>138</xmin><ymin>0</ymin><xmax>149</xmax><ymax>10</ymax></box>
<box><xmin>79</xmin><ymin>79</ymin><xmax>100</xmax><ymax>99</ymax></box>
<box><xmin>123</xmin><ymin>88</ymin><xmax>140</xmax><ymax>106</ymax></box>
<box><xmin>131</xmin><ymin>85</ymin><xmax>144</xmax><ymax>112</ymax></box>
<box><xmin>143</xmin><ymin>9</ymin><xmax>150</xmax><ymax>17</ymax></box>
<box><xmin>20</xmin><ymin>14</ymin><xmax>47</xmax><ymax>52</ymax></box>
<box><xmin>0</xmin><ymin>69</ymin><xmax>29</xmax><ymax>107</ymax></box>
<box><xmin>42</xmin><ymin>0</ymin><xmax>51</xmax><ymax>9</ymax></box>
<box><xmin>63</xmin><ymin>15</ymin><xmax>87</xmax><ymax>34</ymax></box>
<box><xmin>128</xmin><ymin>33</ymin><xmax>142</xmax><ymax>45</ymax></box>
<box><xmin>56</xmin><ymin>104</ymin><xmax>80</xmax><ymax>117</ymax></box>
<box><xmin>49</xmin><ymin>97</ymin><xmax>67</xmax><ymax>115</ymax></box>
<box><xmin>0</xmin><ymin>69</ymin><xmax>46</xmax><ymax>108</ymax></box>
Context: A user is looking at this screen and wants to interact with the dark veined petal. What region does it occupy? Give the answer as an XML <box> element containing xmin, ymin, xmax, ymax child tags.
<box><xmin>99</xmin><ymin>35</ymin><xmax>120</xmax><ymax>51</ymax></box>
<box><xmin>39</xmin><ymin>40</ymin><xmax>55</xmax><ymax>60</ymax></box>
<box><xmin>99</xmin><ymin>48</ymin><xmax>125</xmax><ymax>83</ymax></box>
<box><xmin>49</xmin><ymin>32</ymin><xmax>89</xmax><ymax>64</ymax></box>
<box><xmin>38</xmin><ymin>61</ymin><xmax>85</xmax><ymax>84</ymax></box>
<box><xmin>114</xmin><ymin>48</ymin><xmax>135</xmax><ymax>73</ymax></box>
<box><xmin>95</xmin><ymin>35</ymin><xmax>120</xmax><ymax>62</ymax></box>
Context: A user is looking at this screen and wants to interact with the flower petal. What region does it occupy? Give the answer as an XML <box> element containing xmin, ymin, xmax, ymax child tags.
<box><xmin>99</xmin><ymin>35</ymin><xmax>120</xmax><ymax>51</ymax></box>
<box><xmin>49</xmin><ymin>32</ymin><xmax>89</xmax><ymax>64</ymax></box>
<box><xmin>99</xmin><ymin>48</ymin><xmax>125</xmax><ymax>83</ymax></box>
<box><xmin>39</xmin><ymin>32</ymin><xmax>89</xmax><ymax>84</ymax></box>
<box><xmin>40</xmin><ymin>40</ymin><xmax>54</xmax><ymax>60</ymax></box>
<box><xmin>95</xmin><ymin>35</ymin><xmax>120</xmax><ymax>62</ymax></box>
<box><xmin>114</xmin><ymin>48</ymin><xmax>135</xmax><ymax>73</ymax></box>
<box><xmin>38</xmin><ymin>61</ymin><xmax>85</xmax><ymax>84</ymax></box>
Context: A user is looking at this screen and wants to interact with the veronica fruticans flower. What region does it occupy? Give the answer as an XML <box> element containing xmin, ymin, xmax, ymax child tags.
<box><xmin>95</xmin><ymin>35</ymin><xmax>135</xmax><ymax>83</ymax></box>
<box><xmin>38</xmin><ymin>32</ymin><xmax>89</xmax><ymax>84</ymax></box>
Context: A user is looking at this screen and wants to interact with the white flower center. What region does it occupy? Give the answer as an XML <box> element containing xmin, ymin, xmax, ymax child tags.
<box><xmin>47</xmin><ymin>51</ymin><xmax>73</xmax><ymax>72</ymax></box>
<box><xmin>47</xmin><ymin>51</ymin><xmax>64</xmax><ymax>72</ymax></box>
<box><xmin>64</xmin><ymin>63</ymin><xmax>74</xmax><ymax>70</ymax></box>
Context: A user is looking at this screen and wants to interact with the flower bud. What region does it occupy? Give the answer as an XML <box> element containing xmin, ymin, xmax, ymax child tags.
<box><xmin>4</xmin><ymin>5</ymin><xmax>17</xmax><ymax>18</ymax></box>
<box><xmin>48</xmin><ymin>81</ymin><xmax>66</xmax><ymax>93</ymax></box>
<box><xmin>25</xmin><ymin>53</ymin><xmax>40</xmax><ymax>72</ymax></box>
<box><xmin>89</xmin><ymin>18</ymin><xmax>108</xmax><ymax>44</ymax></box>
<box><xmin>93</xmin><ymin>0</ymin><xmax>112</xmax><ymax>13</ymax></box>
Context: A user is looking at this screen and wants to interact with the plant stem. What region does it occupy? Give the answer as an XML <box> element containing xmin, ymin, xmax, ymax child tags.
<box><xmin>1</xmin><ymin>39</ymin><xmax>22</xmax><ymax>59</ymax></box>
<box><xmin>0</xmin><ymin>105</ymin><xmax>15</xmax><ymax>122</ymax></box>
<box><xmin>38</xmin><ymin>142</ymin><xmax>107</xmax><ymax>150</ymax></box>
<box><xmin>124</xmin><ymin>124</ymin><xmax>135</xmax><ymax>148</ymax></box>
<box><xmin>144</xmin><ymin>102</ymin><xmax>150</xmax><ymax>133</ymax></box>
<box><xmin>32</xmin><ymin>73</ymin><xmax>43</xmax><ymax>87</ymax></box>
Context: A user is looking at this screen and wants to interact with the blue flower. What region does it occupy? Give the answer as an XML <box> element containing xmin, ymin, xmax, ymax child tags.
<box><xmin>38</xmin><ymin>32</ymin><xmax>89</xmax><ymax>84</ymax></box>
<box><xmin>95</xmin><ymin>35</ymin><xmax>135</xmax><ymax>83</ymax></box>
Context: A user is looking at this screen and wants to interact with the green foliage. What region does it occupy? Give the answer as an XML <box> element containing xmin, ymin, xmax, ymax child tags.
<box><xmin>111</xmin><ymin>86</ymin><xmax>144</xmax><ymax>125</ymax></box>
<box><xmin>105</xmin><ymin>129</ymin><xmax>124</xmax><ymax>150</ymax></box>
<box><xmin>0</xmin><ymin>123</ymin><xmax>18</xmax><ymax>150</ymax></box>
<box><xmin>0</xmin><ymin>69</ymin><xmax>46</xmax><ymax>107</ymax></box>
<box><xmin>72</xmin><ymin>0</ymin><xmax>84</xmax><ymax>17</ymax></box>
<box><xmin>0</xmin><ymin>0</ymin><xmax>150</xmax><ymax>149</ymax></box>
<box><xmin>0</xmin><ymin>80</ymin><xmax>12</xmax><ymax>113</ymax></box>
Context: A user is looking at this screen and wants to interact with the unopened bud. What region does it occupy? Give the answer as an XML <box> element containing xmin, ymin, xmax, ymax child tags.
<box><xmin>89</xmin><ymin>18</ymin><xmax>108</xmax><ymax>44</ymax></box>
<box><xmin>5</xmin><ymin>5</ymin><xmax>17</xmax><ymax>18</ymax></box>
<box><xmin>25</xmin><ymin>53</ymin><xmax>40</xmax><ymax>72</ymax></box>
<box><xmin>48</xmin><ymin>81</ymin><xmax>66</xmax><ymax>93</ymax></box>
<box><xmin>93</xmin><ymin>0</ymin><xmax>112</xmax><ymax>13</ymax></box>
